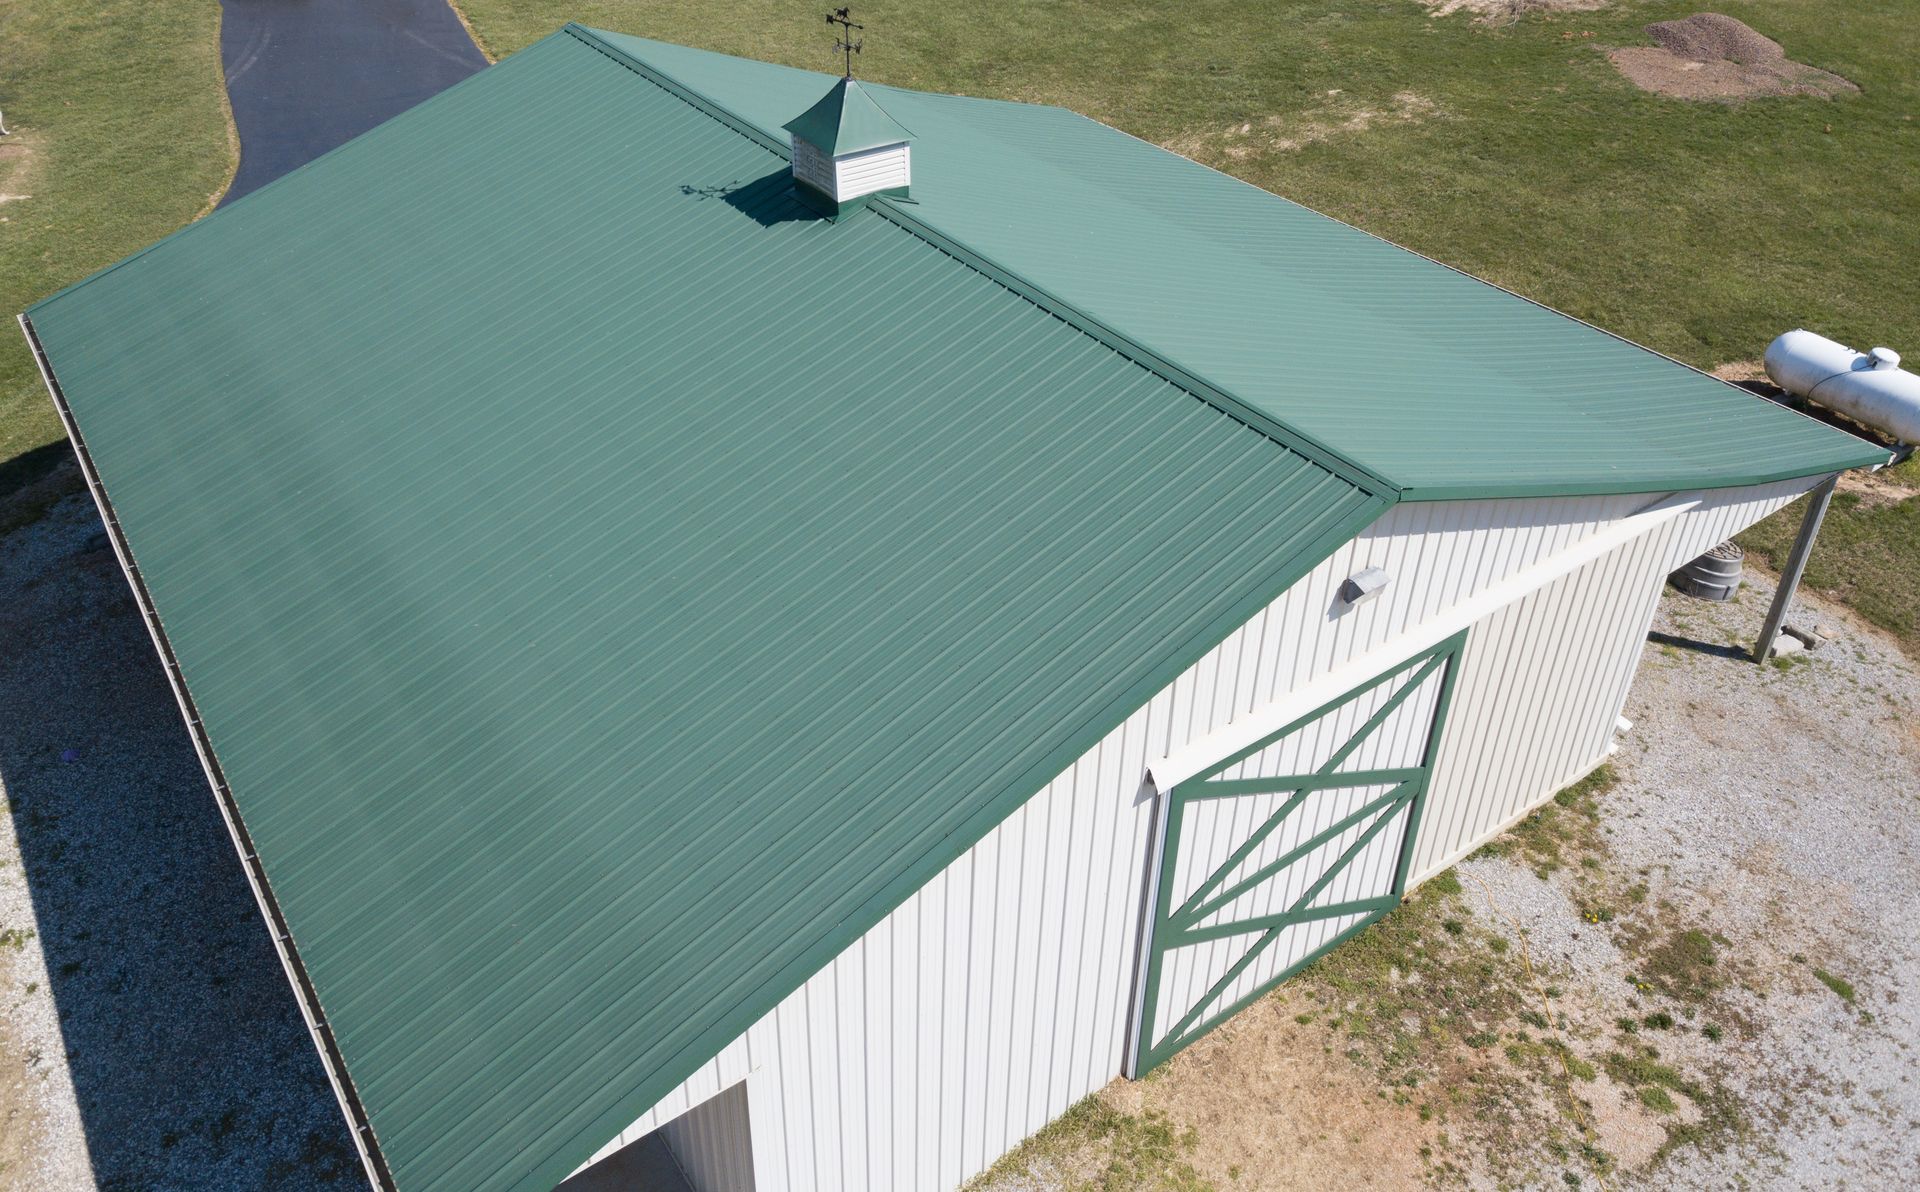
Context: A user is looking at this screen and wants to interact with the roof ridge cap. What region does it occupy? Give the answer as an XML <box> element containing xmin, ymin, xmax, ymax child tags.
<box><xmin>562</xmin><ymin>24</ymin><xmax>794</xmax><ymax>159</ymax></box>
<box><xmin>563</xmin><ymin>25</ymin><xmax>1398</xmax><ymax>499</ymax></box>
<box><xmin>867</xmin><ymin>194</ymin><xmax>1400</xmax><ymax>497</ymax></box>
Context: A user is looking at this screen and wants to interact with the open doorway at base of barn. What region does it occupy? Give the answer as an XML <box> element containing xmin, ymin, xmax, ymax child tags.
<box><xmin>1128</xmin><ymin>633</ymin><xmax>1465</xmax><ymax>1076</ymax></box>
<box><xmin>557</xmin><ymin>1081</ymin><xmax>755</xmax><ymax>1192</ymax></box>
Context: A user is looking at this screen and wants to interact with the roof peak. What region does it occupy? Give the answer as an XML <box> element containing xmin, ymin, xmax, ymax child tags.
<box><xmin>782</xmin><ymin>76</ymin><xmax>913</xmax><ymax>156</ymax></box>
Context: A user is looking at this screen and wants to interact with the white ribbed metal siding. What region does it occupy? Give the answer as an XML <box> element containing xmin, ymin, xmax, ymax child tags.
<box><xmin>1407</xmin><ymin>476</ymin><xmax>1814</xmax><ymax>882</ymax></box>
<box><xmin>573</xmin><ymin>478</ymin><xmax>1816</xmax><ymax>1192</ymax></box>
<box><xmin>659</xmin><ymin>1083</ymin><xmax>756</xmax><ymax>1192</ymax></box>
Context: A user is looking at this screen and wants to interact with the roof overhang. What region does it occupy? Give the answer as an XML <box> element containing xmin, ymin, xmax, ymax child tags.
<box><xmin>17</xmin><ymin>312</ymin><xmax>398</xmax><ymax>1192</ymax></box>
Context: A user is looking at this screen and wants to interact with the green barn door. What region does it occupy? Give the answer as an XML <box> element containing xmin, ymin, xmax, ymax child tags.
<box><xmin>1130</xmin><ymin>632</ymin><xmax>1466</xmax><ymax>1076</ymax></box>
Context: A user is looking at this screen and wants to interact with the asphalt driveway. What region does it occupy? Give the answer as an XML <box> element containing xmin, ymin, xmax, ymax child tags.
<box><xmin>219</xmin><ymin>0</ymin><xmax>487</xmax><ymax>204</ymax></box>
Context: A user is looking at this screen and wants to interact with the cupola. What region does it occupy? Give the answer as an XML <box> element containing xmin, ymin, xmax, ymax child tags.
<box><xmin>782</xmin><ymin>77</ymin><xmax>913</xmax><ymax>217</ymax></box>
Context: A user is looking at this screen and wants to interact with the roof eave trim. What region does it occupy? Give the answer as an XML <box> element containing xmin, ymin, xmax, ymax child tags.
<box><xmin>865</xmin><ymin>195</ymin><xmax>1401</xmax><ymax>499</ymax></box>
<box><xmin>16</xmin><ymin>313</ymin><xmax>397</xmax><ymax>1192</ymax></box>
<box><xmin>1396</xmin><ymin>450</ymin><xmax>1891</xmax><ymax>502</ymax></box>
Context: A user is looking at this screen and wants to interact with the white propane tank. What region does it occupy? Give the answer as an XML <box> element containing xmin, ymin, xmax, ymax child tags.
<box><xmin>1763</xmin><ymin>328</ymin><xmax>1920</xmax><ymax>445</ymax></box>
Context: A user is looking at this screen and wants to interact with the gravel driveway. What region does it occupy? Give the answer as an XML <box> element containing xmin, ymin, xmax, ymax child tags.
<box><xmin>0</xmin><ymin>466</ymin><xmax>354</xmax><ymax>1190</ymax></box>
<box><xmin>1601</xmin><ymin>573</ymin><xmax>1920</xmax><ymax>1187</ymax></box>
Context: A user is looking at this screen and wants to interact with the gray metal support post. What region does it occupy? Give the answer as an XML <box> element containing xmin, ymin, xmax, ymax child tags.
<box><xmin>1753</xmin><ymin>474</ymin><xmax>1838</xmax><ymax>662</ymax></box>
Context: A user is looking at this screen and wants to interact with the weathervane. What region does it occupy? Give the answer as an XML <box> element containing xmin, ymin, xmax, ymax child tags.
<box><xmin>826</xmin><ymin>7</ymin><xmax>863</xmax><ymax>78</ymax></box>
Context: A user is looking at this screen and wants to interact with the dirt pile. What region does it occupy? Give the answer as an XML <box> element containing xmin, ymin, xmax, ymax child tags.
<box><xmin>1609</xmin><ymin>13</ymin><xmax>1857</xmax><ymax>101</ymax></box>
<box><xmin>1647</xmin><ymin>12</ymin><xmax>1786</xmax><ymax>63</ymax></box>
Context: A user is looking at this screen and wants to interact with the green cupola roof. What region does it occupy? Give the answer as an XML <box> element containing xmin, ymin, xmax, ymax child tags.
<box><xmin>782</xmin><ymin>76</ymin><xmax>913</xmax><ymax>155</ymax></box>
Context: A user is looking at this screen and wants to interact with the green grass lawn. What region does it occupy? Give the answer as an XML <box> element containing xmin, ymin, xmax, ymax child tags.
<box><xmin>456</xmin><ymin>0</ymin><xmax>1919</xmax><ymax>368</ymax></box>
<box><xmin>0</xmin><ymin>0</ymin><xmax>232</xmax><ymax>493</ymax></box>
<box><xmin>1738</xmin><ymin>453</ymin><xmax>1920</xmax><ymax>653</ymax></box>
<box><xmin>1</xmin><ymin>0</ymin><xmax>1915</xmax><ymax>648</ymax></box>
<box><xmin>460</xmin><ymin>0</ymin><xmax>1920</xmax><ymax>658</ymax></box>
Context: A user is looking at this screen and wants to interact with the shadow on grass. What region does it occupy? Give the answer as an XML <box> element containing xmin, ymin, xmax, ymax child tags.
<box><xmin>1647</xmin><ymin>628</ymin><xmax>1753</xmax><ymax>662</ymax></box>
<box><xmin>0</xmin><ymin>467</ymin><xmax>356</xmax><ymax>1189</ymax></box>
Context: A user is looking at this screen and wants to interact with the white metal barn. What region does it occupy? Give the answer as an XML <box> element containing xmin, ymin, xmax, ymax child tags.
<box><xmin>20</xmin><ymin>26</ymin><xmax>1888</xmax><ymax>1192</ymax></box>
<box><xmin>573</xmin><ymin>486</ymin><xmax>1830</xmax><ymax>1192</ymax></box>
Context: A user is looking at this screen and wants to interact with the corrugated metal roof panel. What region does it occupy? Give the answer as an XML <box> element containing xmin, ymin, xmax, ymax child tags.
<box><xmin>602</xmin><ymin>31</ymin><xmax>1889</xmax><ymax>499</ymax></box>
<box><xmin>24</xmin><ymin>28</ymin><xmax>1384</xmax><ymax>1191</ymax></box>
<box><xmin>783</xmin><ymin>77</ymin><xmax>914</xmax><ymax>154</ymax></box>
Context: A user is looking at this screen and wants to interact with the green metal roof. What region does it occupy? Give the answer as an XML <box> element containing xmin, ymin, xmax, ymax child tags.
<box><xmin>23</xmin><ymin>26</ymin><xmax>1386</xmax><ymax>1192</ymax></box>
<box><xmin>20</xmin><ymin>22</ymin><xmax>1889</xmax><ymax>1192</ymax></box>
<box><xmin>600</xmin><ymin>31</ymin><xmax>1889</xmax><ymax>499</ymax></box>
<box><xmin>783</xmin><ymin>76</ymin><xmax>913</xmax><ymax>155</ymax></box>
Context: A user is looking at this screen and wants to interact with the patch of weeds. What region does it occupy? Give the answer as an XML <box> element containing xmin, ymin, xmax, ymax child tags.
<box><xmin>1702</xmin><ymin>1024</ymin><xmax>1723</xmax><ymax>1042</ymax></box>
<box><xmin>1603</xmin><ymin>1046</ymin><xmax>1747</xmax><ymax>1163</ymax></box>
<box><xmin>1603</xmin><ymin>1049</ymin><xmax>1691</xmax><ymax>1095</ymax></box>
<box><xmin>1812</xmin><ymin>969</ymin><xmax>1856</xmax><ymax>1003</ymax></box>
<box><xmin>1295</xmin><ymin>868</ymin><xmax>1565</xmax><ymax>1184</ymax></box>
<box><xmin>1578</xmin><ymin>1142</ymin><xmax>1614</xmax><ymax>1176</ymax></box>
<box><xmin>1642</xmin><ymin>1011</ymin><xmax>1675</xmax><ymax>1031</ymax></box>
<box><xmin>0</xmin><ymin>927</ymin><xmax>34</xmax><ymax>950</ymax></box>
<box><xmin>1615</xmin><ymin>1016</ymin><xmax>1638</xmax><ymax>1035</ymax></box>
<box><xmin>965</xmin><ymin>1096</ymin><xmax>1214</xmax><ymax>1192</ymax></box>
<box><xmin>1499</xmin><ymin>765</ymin><xmax>1615</xmax><ymax>879</ymax></box>
<box><xmin>1636</xmin><ymin>928</ymin><xmax>1720</xmax><ymax>1003</ymax></box>
<box><xmin>1488</xmin><ymin>936</ymin><xmax>1509</xmax><ymax>954</ymax></box>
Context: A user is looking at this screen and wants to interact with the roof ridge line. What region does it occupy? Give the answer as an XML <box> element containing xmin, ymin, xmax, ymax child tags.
<box><xmin>1075</xmin><ymin>111</ymin><xmax>1897</xmax><ymax>493</ymax></box>
<box><xmin>561</xmin><ymin>24</ymin><xmax>1400</xmax><ymax>501</ymax></box>
<box><xmin>563</xmin><ymin>25</ymin><xmax>791</xmax><ymax>157</ymax></box>
<box><xmin>865</xmin><ymin>196</ymin><xmax>1400</xmax><ymax>498</ymax></box>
